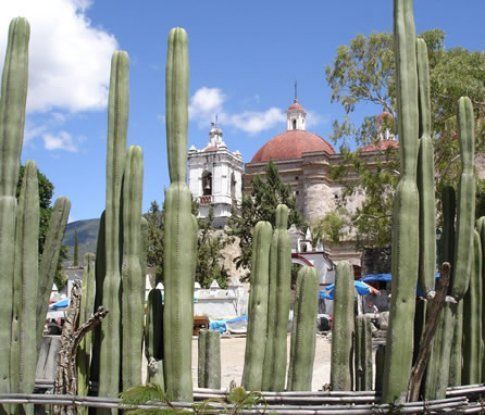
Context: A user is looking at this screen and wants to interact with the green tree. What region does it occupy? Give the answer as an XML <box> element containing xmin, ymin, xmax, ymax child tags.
<box><xmin>195</xmin><ymin>206</ymin><xmax>230</xmax><ymax>288</ymax></box>
<box><xmin>325</xmin><ymin>30</ymin><xmax>484</xmax><ymax>247</ymax></box>
<box><xmin>311</xmin><ymin>209</ymin><xmax>349</xmax><ymax>245</ymax></box>
<box><xmin>227</xmin><ymin>161</ymin><xmax>304</xmax><ymax>279</ymax></box>
<box><xmin>144</xmin><ymin>200</ymin><xmax>164</xmax><ymax>283</ymax></box>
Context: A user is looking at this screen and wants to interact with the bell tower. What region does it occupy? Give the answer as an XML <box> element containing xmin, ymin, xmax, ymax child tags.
<box><xmin>286</xmin><ymin>82</ymin><xmax>307</xmax><ymax>131</ymax></box>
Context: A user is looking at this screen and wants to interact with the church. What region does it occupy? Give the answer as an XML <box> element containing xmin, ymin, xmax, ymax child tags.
<box><xmin>187</xmin><ymin>96</ymin><xmax>400</xmax><ymax>266</ymax></box>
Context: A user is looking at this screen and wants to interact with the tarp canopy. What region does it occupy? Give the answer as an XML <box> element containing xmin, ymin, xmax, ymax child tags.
<box><xmin>49</xmin><ymin>298</ymin><xmax>69</xmax><ymax>310</ymax></box>
<box><xmin>320</xmin><ymin>280</ymin><xmax>379</xmax><ymax>300</ymax></box>
<box><xmin>360</xmin><ymin>273</ymin><xmax>392</xmax><ymax>283</ymax></box>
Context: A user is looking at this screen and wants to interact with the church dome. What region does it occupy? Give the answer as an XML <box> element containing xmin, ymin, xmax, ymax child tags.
<box><xmin>250</xmin><ymin>129</ymin><xmax>335</xmax><ymax>163</ymax></box>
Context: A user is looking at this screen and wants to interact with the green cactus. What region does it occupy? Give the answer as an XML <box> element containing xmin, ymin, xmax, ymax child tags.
<box><xmin>451</xmin><ymin>97</ymin><xmax>476</xmax><ymax>301</ymax></box>
<box><xmin>330</xmin><ymin>261</ymin><xmax>355</xmax><ymax>391</ymax></box>
<box><xmin>77</xmin><ymin>252</ymin><xmax>96</xmax><ymax>402</ymax></box>
<box><xmin>262</xmin><ymin>204</ymin><xmax>291</xmax><ymax>392</ymax></box>
<box><xmin>121</xmin><ymin>145</ymin><xmax>144</xmax><ymax>391</ymax></box>
<box><xmin>462</xmin><ymin>230</ymin><xmax>482</xmax><ymax>384</ymax></box>
<box><xmin>354</xmin><ymin>315</ymin><xmax>373</xmax><ymax>391</ymax></box>
<box><xmin>10</xmin><ymin>161</ymin><xmax>39</xmax><ymax>401</ymax></box>
<box><xmin>140</xmin><ymin>216</ymin><xmax>148</xmax><ymax>279</ymax></box>
<box><xmin>145</xmin><ymin>288</ymin><xmax>164</xmax><ymax>388</ymax></box>
<box><xmin>448</xmin><ymin>301</ymin><xmax>463</xmax><ymax>386</ymax></box>
<box><xmin>98</xmin><ymin>50</ymin><xmax>129</xmax><ymax>406</ymax></box>
<box><xmin>36</xmin><ymin>197</ymin><xmax>71</xmax><ymax>347</ymax></box>
<box><xmin>198</xmin><ymin>329</ymin><xmax>221</xmax><ymax>389</ymax></box>
<box><xmin>0</xmin><ymin>17</ymin><xmax>29</xmax><ymax>396</ymax></box>
<box><xmin>478</xmin><ymin>217</ymin><xmax>485</xmax><ymax>382</ymax></box>
<box><xmin>242</xmin><ymin>221</ymin><xmax>272</xmax><ymax>391</ymax></box>
<box><xmin>416</xmin><ymin>38</ymin><xmax>436</xmax><ymax>297</ymax></box>
<box><xmin>382</xmin><ymin>0</ymin><xmax>420</xmax><ymax>403</ymax></box>
<box><xmin>287</xmin><ymin>266</ymin><xmax>318</xmax><ymax>391</ymax></box>
<box><xmin>163</xmin><ymin>27</ymin><xmax>198</xmax><ymax>402</ymax></box>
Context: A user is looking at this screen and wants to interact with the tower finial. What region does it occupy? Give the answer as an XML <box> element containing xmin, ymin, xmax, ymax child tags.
<box><xmin>294</xmin><ymin>80</ymin><xmax>298</xmax><ymax>102</ymax></box>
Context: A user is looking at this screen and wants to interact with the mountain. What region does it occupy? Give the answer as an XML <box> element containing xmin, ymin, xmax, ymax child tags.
<box><xmin>63</xmin><ymin>218</ymin><xmax>100</xmax><ymax>263</ymax></box>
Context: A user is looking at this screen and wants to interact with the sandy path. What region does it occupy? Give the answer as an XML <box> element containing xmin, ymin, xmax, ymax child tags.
<box><xmin>192</xmin><ymin>334</ymin><xmax>331</xmax><ymax>391</ymax></box>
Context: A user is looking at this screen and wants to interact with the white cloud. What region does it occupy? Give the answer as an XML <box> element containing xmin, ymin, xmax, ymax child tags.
<box><xmin>42</xmin><ymin>131</ymin><xmax>81</xmax><ymax>152</ymax></box>
<box><xmin>189</xmin><ymin>87</ymin><xmax>225</xmax><ymax>120</ymax></box>
<box><xmin>226</xmin><ymin>108</ymin><xmax>285</xmax><ymax>134</ymax></box>
<box><xmin>0</xmin><ymin>0</ymin><xmax>118</xmax><ymax>113</ymax></box>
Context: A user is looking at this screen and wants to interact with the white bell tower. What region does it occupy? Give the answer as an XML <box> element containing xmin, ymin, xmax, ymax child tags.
<box><xmin>286</xmin><ymin>82</ymin><xmax>307</xmax><ymax>131</ymax></box>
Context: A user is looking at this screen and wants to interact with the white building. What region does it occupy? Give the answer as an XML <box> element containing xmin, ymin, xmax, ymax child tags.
<box><xmin>188</xmin><ymin>123</ymin><xmax>244</xmax><ymax>228</ymax></box>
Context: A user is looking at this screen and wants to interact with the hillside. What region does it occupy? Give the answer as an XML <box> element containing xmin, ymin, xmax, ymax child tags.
<box><xmin>63</xmin><ymin>218</ymin><xmax>100</xmax><ymax>263</ymax></box>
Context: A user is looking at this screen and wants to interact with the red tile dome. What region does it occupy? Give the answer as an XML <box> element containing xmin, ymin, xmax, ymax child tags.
<box><xmin>250</xmin><ymin>130</ymin><xmax>335</xmax><ymax>163</ymax></box>
<box><xmin>288</xmin><ymin>101</ymin><xmax>304</xmax><ymax>111</ymax></box>
<box><xmin>360</xmin><ymin>139</ymin><xmax>399</xmax><ymax>153</ymax></box>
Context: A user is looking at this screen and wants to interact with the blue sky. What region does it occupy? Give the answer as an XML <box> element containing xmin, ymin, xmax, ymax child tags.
<box><xmin>0</xmin><ymin>0</ymin><xmax>483</xmax><ymax>221</ymax></box>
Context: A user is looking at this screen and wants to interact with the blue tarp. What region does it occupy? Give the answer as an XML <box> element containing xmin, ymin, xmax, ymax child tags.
<box><xmin>209</xmin><ymin>315</ymin><xmax>248</xmax><ymax>334</ymax></box>
<box><xmin>320</xmin><ymin>280</ymin><xmax>376</xmax><ymax>300</ymax></box>
<box><xmin>360</xmin><ymin>273</ymin><xmax>392</xmax><ymax>283</ymax></box>
<box><xmin>49</xmin><ymin>298</ymin><xmax>69</xmax><ymax>310</ymax></box>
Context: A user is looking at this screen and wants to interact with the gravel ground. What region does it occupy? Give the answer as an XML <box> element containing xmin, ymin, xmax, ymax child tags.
<box><xmin>192</xmin><ymin>334</ymin><xmax>332</xmax><ymax>391</ymax></box>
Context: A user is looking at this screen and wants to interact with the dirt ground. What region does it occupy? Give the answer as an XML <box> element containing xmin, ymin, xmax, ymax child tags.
<box><xmin>192</xmin><ymin>334</ymin><xmax>332</xmax><ymax>391</ymax></box>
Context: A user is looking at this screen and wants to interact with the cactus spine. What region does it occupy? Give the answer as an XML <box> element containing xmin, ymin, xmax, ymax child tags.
<box><xmin>242</xmin><ymin>221</ymin><xmax>272</xmax><ymax>391</ymax></box>
<box><xmin>121</xmin><ymin>145</ymin><xmax>144</xmax><ymax>390</ymax></box>
<box><xmin>37</xmin><ymin>197</ymin><xmax>71</xmax><ymax>346</ymax></box>
<box><xmin>163</xmin><ymin>27</ymin><xmax>198</xmax><ymax>402</ymax></box>
<box><xmin>11</xmin><ymin>161</ymin><xmax>39</xmax><ymax>399</ymax></box>
<box><xmin>382</xmin><ymin>0</ymin><xmax>420</xmax><ymax>403</ymax></box>
<box><xmin>262</xmin><ymin>204</ymin><xmax>291</xmax><ymax>391</ymax></box>
<box><xmin>416</xmin><ymin>38</ymin><xmax>436</xmax><ymax>297</ymax></box>
<box><xmin>0</xmin><ymin>17</ymin><xmax>29</xmax><ymax>396</ymax></box>
<box><xmin>462</xmin><ymin>230</ymin><xmax>482</xmax><ymax>384</ymax></box>
<box><xmin>330</xmin><ymin>261</ymin><xmax>355</xmax><ymax>391</ymax></box>
<box><xmin>98</xmin><ymin>50</ymin><xmax>129</xmax><ymax>404</ymax></box>
<box><xmin>354</xmin><ymin>315</ymin><xmax>373</xmax><ymax>391</ymax></box>
<box><xmin>198</xmin><ymin>329</ymin><xmax>221</xmax><ymax>389</ymax></box>
<box><xmin>77</xmin><ymin>252</ymin><xmax>96</xmax><ymax>401</ymax></box>
<box><xmin>287</xmin><ymin>266</ymin><xmax>318</xmax><ymax>391</ymax></box>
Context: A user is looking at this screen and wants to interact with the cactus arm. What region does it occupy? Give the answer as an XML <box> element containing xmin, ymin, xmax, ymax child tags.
<box><xmin>99</xmin><ymin>50</ymin><xmax>129</xmax><ymax>404</ymax></box>
<box><xmin>162</xmin><ymin>27</ymin><xmax>196</xmax><ymax>402</ymax></box>
<box><xmin>416</xmin><ymin>38</ymin><xmax>436</xmax><ymax>297</ymax></box>
<box><xmin>121</xmin><ymin>145</ymin><xmax>144</xmax><ymax>390</ymax></box>
<box><xmin>462</xmin><ymin>230</ymin><xmax>482</xmax><ymax>384</ymax></box>
<box><xmin>36</xmin><ymin>197</ymin><xmax>71</xmax><ymax>347</ymax></box>
<box><xmin>198</xmin><ymin>330</ymin><xmax>221</xmax><ymax>389</ymax></box>
<box><xmin>451</xmin><ymin>97</ymin><xmax>475</xmax><ymax>300</ymax></box>
<box><xmin>10</xmin><ymin>161</ymin><xmax>39</xmax><ymax>398</ymax></box>
<box><xmin>287</xmin><ymin>266</ymin><xmax>318</xmax><ymax>391</ymax></box>
<box><xmin>165</xmin><ymin>28</ymin><xmax>189</xmax><ymax>184</ymax></box>
<box><xmin>0</xmin><ymin>17</ymin><xmax>30</xmax><ymax>396</ymax></box>
<box><xmin>0</xmin><ymin>17</ymin><xmax>29</xmax><ymax>198</ymax></box>
<box><xmin>330</xmin><ymin>261</ymin><xmax>355</xmax><ymax>391</ymax></box>
<box><xmin>382</xmin><ymin>0</ymin><xmax>420</xmax><ymax>403</ymax></box>
<box><xmin>242</xmin><ymin>221</ymin><xmax>272</xmax><ymax>392</ymax></box>
<box><xmin>354</xmin><ymin>315</ymin><xmax>373</xmax><ymax>391</ymax></box>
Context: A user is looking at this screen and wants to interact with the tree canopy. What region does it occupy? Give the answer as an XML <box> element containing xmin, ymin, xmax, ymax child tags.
<box><xmin>324</xmin><ymin>29</ymin><xmax>484</xmax><ymax>247</ymax></box>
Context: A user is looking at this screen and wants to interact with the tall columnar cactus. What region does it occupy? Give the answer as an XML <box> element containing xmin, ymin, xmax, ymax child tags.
<box><xmin>36</xmin><ymin>196</ymin><xmax>71</xmax><ymax>347</ymax></box>
<box><xmin>145</xmin><ymin>288</ymin><xmax>164</xmax><ymax>387</ymax></box>
<box><xmin>163</xmin><ymin>27</ymin><xmax>198</xmax><ymax>402</ymax></box>
<box><xmin>286</xmin><ymin>266</ymin><xmax>318</xmax><ymax>392</ymax></box>
<box><xmin>478</xmin><ymin>217</ymin><xmax>485</xmax><ymax>382</ymax></box>
<box><xmin>122</xmin><ymin>145</ymin><xmax>144</xmax><ymax>390</ymax></box>
<box><xmin>262</xmin><ymin>204</ymin><xmax>291</xmax><ymax>392</ymax></box>
<box><xmin>448</xmin><ymin>301</ymin><xmax>463</xmax><ymax>386</ymax></box>
<box><xmin>462</xmin><ymin>230</ymin><xmax>482</xmax><ymax>384</ymax></box>
<box><xmin>0</xmin><ymin>17</ymin><xmax>29</xmax><ymax>396</ymax></box>
<box><xmin>451</xmin><ymin>96</ymin><xmax>475</xmax><ymax>301</ymax></box>
<box><xmin>140</xmin><ymin>216</ymin><xmax>148</xmax><ymax>279</ymax></box>
<box><xmin>382</xmin><ymin>0</ymin><xmax>420</xmax><ymax>403</ymax></box>
<box><xmin>77</xmin><ymin>252</ymin><xmax>96</xmax><ymax>402</ymax></box>
<box><xmin>197</xmin><ymin>329</ymin><xmax>221</xmax><ymax>389</ymax></box>
<box><xmin>98</xmin><ymin>50</ymin><xmax>129</xmax><ymax>405</ymax></box>
<box><xmin>242</xmin><ymin>221</ymin><xmax>272</xmax><ymax>392</ymax></box>
<box><xmin>416</xmin><ymin>38</ymin><xmax>436</xmax><ymax>297</ymax></box>
<box><xmin>330</xmin><ymin>261</ymin><xmax>355</xmax><ymax>391</ymax></box>
<box><xmin>375</xmin><ymin>345</ymin><xmax>386</xmax><ymax>393</ymax></box>
<box><xmin>354</xmin><ymin>315</ymin><xmax>373</xmax><ymax>391</ymax></box>
<box><xmin>10</xmin><ymin>161</ymin><xmax>39</xmax><ymax>399</ymax></box>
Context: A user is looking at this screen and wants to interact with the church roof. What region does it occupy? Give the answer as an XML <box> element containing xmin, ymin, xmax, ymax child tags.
<box><xmin>250</xmin><ymin>130</ymin><xmax>335</xmax><ymax>163</ymax></box>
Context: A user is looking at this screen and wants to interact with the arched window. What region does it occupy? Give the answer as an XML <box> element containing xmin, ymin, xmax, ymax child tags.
<box><xmin>202</xmin><ymin>171</ymin><xmax>212</xmax><ymax>196</ymax></box>
<box><xmin>231</xmin><ymin>172</ymin><xmax>237</xmax><ymax>200</ymax></box>
<box><xmin>292</xmin><ymin>119</ymin><xmax>297</xmax><ymax>130</ymax></box>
